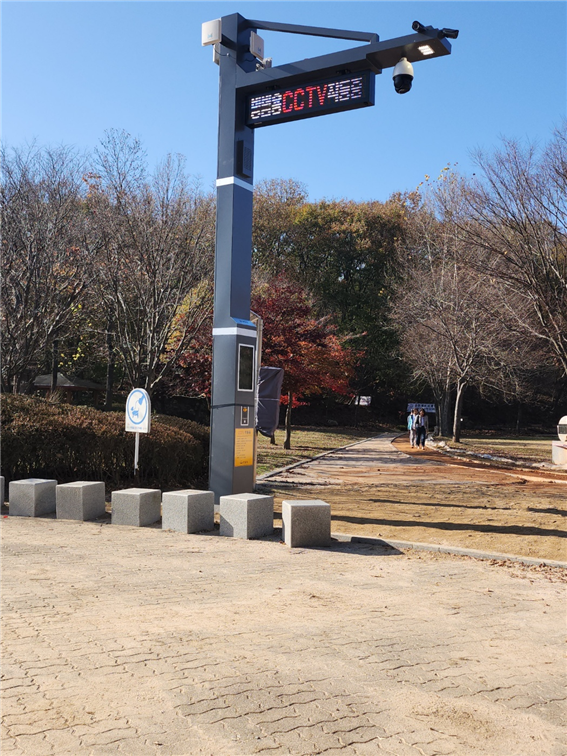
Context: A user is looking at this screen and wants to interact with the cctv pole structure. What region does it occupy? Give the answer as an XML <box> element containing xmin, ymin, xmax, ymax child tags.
<box><xmin>205</xmin><ymin>13</ymin><xmax>458</xmax><ymax>501</ymax></box>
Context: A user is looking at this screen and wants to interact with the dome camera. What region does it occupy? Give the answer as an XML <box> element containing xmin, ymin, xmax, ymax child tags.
<box><xmin>392</xmin><ymin>57</ymin><xmax>414</xmax><ymax>94</ymax></box>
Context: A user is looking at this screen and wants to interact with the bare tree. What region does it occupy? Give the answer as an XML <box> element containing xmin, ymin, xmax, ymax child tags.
<box><xmin>89</xmin><ymin>129</ymin><xmax>215</xmax><ymax>396</ymax></box>
<box><xmin>392</xmin><ymin>174</ymin><xmax>531</xmax><ymax>441</ymax></box>
<box><xmin>1</xmin><ymin>144</ymin><xmax>92</xmax><ymax>392</ymax></box>
<box><xmin>456</xmin><ymin>125</ymin><xmax>567</xmax><ymax>376</ymax></box>
<box><xmin>401</xmin><ymin>257</ymin><xmax>494</xmax><ymax>441</ymax></box>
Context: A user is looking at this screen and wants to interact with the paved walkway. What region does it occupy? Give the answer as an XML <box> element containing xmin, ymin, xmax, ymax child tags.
<box><xmin>259</xmin><ymin>433</ymin><xmax>567</xmax><ymax>488</ymax></box>
<box><xmin>258</xmin><ymin>434</ymin><xmax>514</xmax><ymax>487</ymax></box>
<box><xmin>260</xmin><ymin>434</ymin><xmax>567</xmax><ymax>565</ymax></box>
<box><xmin>2</xmin><ymin>436</ymin><xmax>566</xmax><ymax>756</ymax></box>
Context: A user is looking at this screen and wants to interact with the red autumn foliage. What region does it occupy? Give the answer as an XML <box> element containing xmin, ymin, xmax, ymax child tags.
<box><xmin>166</xmin><ymin>320</ymin><xmax>213</xmax><ymax>399</ymax></box>
<box><xmin>164</xmin><ymin>276</ymin><xmax>358</xmax><ymax>410</ymax></box>
<box><xmin>252</xmin><ymin>276</ymin><xmax>357</xmax><ymax>401</ymax></box>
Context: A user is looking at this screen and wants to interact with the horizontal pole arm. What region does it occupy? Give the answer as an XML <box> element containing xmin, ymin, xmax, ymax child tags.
<box><xmin>236</xmin><ymin>32</ymin><xmax>451</xmax><ymax>93</ymax></box>
<box><xmin>245</xmin><ymin>18</ymin><xmax>378</xmax><ymax>44</ymax></box>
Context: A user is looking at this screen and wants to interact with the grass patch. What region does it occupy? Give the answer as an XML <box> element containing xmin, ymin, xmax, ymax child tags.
<box><xmin>256</xmin><ymin>426</ymin><xmax>376</xmax><ymax>476</ymax></box>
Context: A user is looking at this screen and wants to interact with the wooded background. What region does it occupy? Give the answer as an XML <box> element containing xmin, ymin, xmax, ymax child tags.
<box><xmin>2</xmin><ymin>125</ymin><xmax>566</xmax><ymax>441</ymax></box>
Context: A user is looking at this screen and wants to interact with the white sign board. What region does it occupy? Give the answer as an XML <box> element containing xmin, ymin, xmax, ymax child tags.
<box><xmin>125</xmin><ymin>389</ymin><xmax>151</xmax><ymax>433</ymax></box>
<box><xmin>407</xmin><ymin>402</ymin><xmax>436</xmax><ymax>413</ymax></box>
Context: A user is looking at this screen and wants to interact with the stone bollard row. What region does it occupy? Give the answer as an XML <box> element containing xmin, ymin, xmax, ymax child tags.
<box><xmin>3</xmin><ymin>478</ymin><xmax>333</xmax><ymax>547</ymax></box>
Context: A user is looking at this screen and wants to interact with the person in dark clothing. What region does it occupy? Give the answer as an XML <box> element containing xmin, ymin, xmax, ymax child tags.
<box><xmin>415</xmin><ymin>408</ymin><xmax>429</xmax><ymax>449</ymax></box>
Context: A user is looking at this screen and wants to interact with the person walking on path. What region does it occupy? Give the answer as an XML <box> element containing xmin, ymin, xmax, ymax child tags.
<box><xmin>415</xmin><ymin>408</ymin><xmax>429</xmax><ymax>449</ymax></box>
<box><xmin>408</xmin><ymin>408</ymin><xmax>419</xmax><ymax>448</ymax></box>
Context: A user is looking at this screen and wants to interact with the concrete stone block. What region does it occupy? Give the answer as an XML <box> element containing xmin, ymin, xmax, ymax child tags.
<box><xmin>111</xmin><ymin>488</ymin><xmax>161</xmax><ymax>527</ymax></box>
<box><xmin>162</xmin><ymin>489</ymin><xmax>214</xmax><ymax>534</ymax></box>
<box><xmin>9</xmin><ymin>478</ymin><xmax>57</xmax><ymax>517</ymax></box>
<box><xmin>219</xmin><ymin>493</ymin><xmax>273</xmax><ymax>539</ymax></box>
<box><xmin>56</xmin><ymin>481</ymin><xmax>106</xmax><ymax>521</ymax></box>
<box><xmin>551</xmin><ymin>441</ymin><xmax>567</xmax><ymax>467</ymax></box>
<box><xmin>282</xmin><ymin>499</ymin><xmax>331</xmax><ymax>548</ymax></box>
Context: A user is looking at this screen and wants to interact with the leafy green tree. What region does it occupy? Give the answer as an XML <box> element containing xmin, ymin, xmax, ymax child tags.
<box><xmin>256</xmin><ymin>195</ymin><xmax>410</xmax><ymax>400</ymax></box>
<box><xmin>252</xmin><ymin>178</ymin><xmax>308</xmax><ymax>275</ymax></box>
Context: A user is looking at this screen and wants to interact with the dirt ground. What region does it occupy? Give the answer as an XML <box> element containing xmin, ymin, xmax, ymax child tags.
<box><xmin>260</xmin><ymin>434</ymin><xmax>567</xmax><ymax>564</ymax></box>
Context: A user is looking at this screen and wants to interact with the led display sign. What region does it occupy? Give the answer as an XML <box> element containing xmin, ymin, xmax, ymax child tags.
<box><xmin>247</xmin><ymin>71</ymin><xmax>375</xmax><ymax>127</ymax></box>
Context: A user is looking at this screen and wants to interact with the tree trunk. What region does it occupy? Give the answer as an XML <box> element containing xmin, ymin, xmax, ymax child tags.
<box><xmin>439</xmin><ymin>393</ymin><xmax>452</xmax><ymax>437</ymax></box>
<box><xmin>155</xmin><ymin>388</ymin><xmax>166</xmax><ymax>414</ymax></box>
<box><xmin>51</xmin><ymin>339</ymin><xmax>59</xmax><ymax>393</ymax></box>
<box><xmin>284</xmin><ymin>391</ymin><xmax>293</xmax><ymax>450</ymax></box>
<box><xmin>551</xmin><ymin>376</ymin><xmax>566</xmax><ymax>418</ymax></box>
<box><xmin>105</xmin><ymin>321</ymin><xmax>115</xmax><ymax>411</ymax></box>
<box><xmin>452</xmin><ymin>381</ymin><xmax>466</xmax><ymax>443</ymax></box>
<box><xmin>515</xmin><ymin>402</ymin><xmax>522</xmax><ymax>436</ymax></box>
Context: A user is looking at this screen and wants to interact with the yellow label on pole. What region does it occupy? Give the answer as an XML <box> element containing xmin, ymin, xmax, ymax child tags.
<box><xmin>234</xmin><ymin>428</ymin><xmax>254</xmax><ymax>467</ymax></box>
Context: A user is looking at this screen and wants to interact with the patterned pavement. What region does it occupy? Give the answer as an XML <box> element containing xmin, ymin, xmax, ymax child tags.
<box><xmin>2</xmin><ymin>513</ymin><xmax>566</xmax><ymax>756</ymax></box>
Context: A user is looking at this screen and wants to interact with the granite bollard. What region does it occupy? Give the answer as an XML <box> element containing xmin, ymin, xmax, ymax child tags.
<box><xmin>162</xmin><ymin>489</ymin><xmax>215</xmax><ymax>534</ymax></box>
<box><xmin>282</xmin><ymin>499</ymin><xmax>331</xmax><ymax>548</ymax></box>
<box><xmin>9</xmin><ymin>478</ymin><xmax>57</xmax><ymax>517</ymax></box>
<box><xmin>56</xmin><ymin>481</ymin><xmax>106</xmax><ymax>521</ymax></box>
<box><xmin>111</xmin><ymin>488</ymin><xmax>161</xmax><ymax>527</ymax></box>
<box><xmin>219</xmin><ymin>493</ymin><xmax>274</xmax><ymax>539</ymax></box>
<box><xmin>551</xmin><ymin>441</ymin><xmax>567</xmax><ymax>466</ymax></box>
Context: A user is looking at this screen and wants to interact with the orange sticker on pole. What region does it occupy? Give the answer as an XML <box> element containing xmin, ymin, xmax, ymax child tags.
<box><xmin>234</xmin><ymin>428</ymin><xmax>254</xmax><ymax>467</ymax></box>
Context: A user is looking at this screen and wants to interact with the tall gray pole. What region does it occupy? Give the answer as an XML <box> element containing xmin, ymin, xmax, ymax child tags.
<box><xmin>209</xmin><ymin>14</ymin><xmax>258</xmax><ymax>501</ymax></box>
<box><xmin>206</xmin><ymin>13</ymin><xmax>457</xmax><ymax>501</ymax></box>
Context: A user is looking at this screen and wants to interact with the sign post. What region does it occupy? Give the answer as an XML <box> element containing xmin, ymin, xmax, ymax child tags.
<box><xmin>125</xmin><ymin>388</ymin><xmax>151</xmax><ymax>475</ymax></box>
<box><xmin>204</xmin><ymin>13</ymin><xmax>457</xmax><ymax>501</ymax></box>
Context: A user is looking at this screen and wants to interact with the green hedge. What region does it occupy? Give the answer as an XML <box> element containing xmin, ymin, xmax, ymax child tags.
<box><xmin>1</xmin><ymin>394</ymin><xmax>209</xmax><ymax>490</ymax></box>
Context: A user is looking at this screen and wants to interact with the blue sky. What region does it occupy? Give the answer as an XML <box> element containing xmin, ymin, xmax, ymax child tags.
<box><xmin>1</xmin><ymin>1</ymin><xmax>565</xmax><ymax>202</ymax></box>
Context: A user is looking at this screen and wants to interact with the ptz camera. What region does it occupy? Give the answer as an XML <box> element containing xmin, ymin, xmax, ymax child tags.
<box><xmin>392</xmin><ymin>57</ymin><xmax>414</xmax><ymax>94</ymax></box>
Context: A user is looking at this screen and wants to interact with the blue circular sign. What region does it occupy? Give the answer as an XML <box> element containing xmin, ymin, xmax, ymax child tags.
<box><xmin>127</xmin><ymin>389</ymin><xmax>149</xmax><ymax>426</ymax></box>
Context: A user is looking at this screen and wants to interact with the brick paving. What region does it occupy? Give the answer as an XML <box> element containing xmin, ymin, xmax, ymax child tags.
<box><xmin>2</xmin><ymin>514</ymin><xmax>566</xmax><ymax>756</ymax></box>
